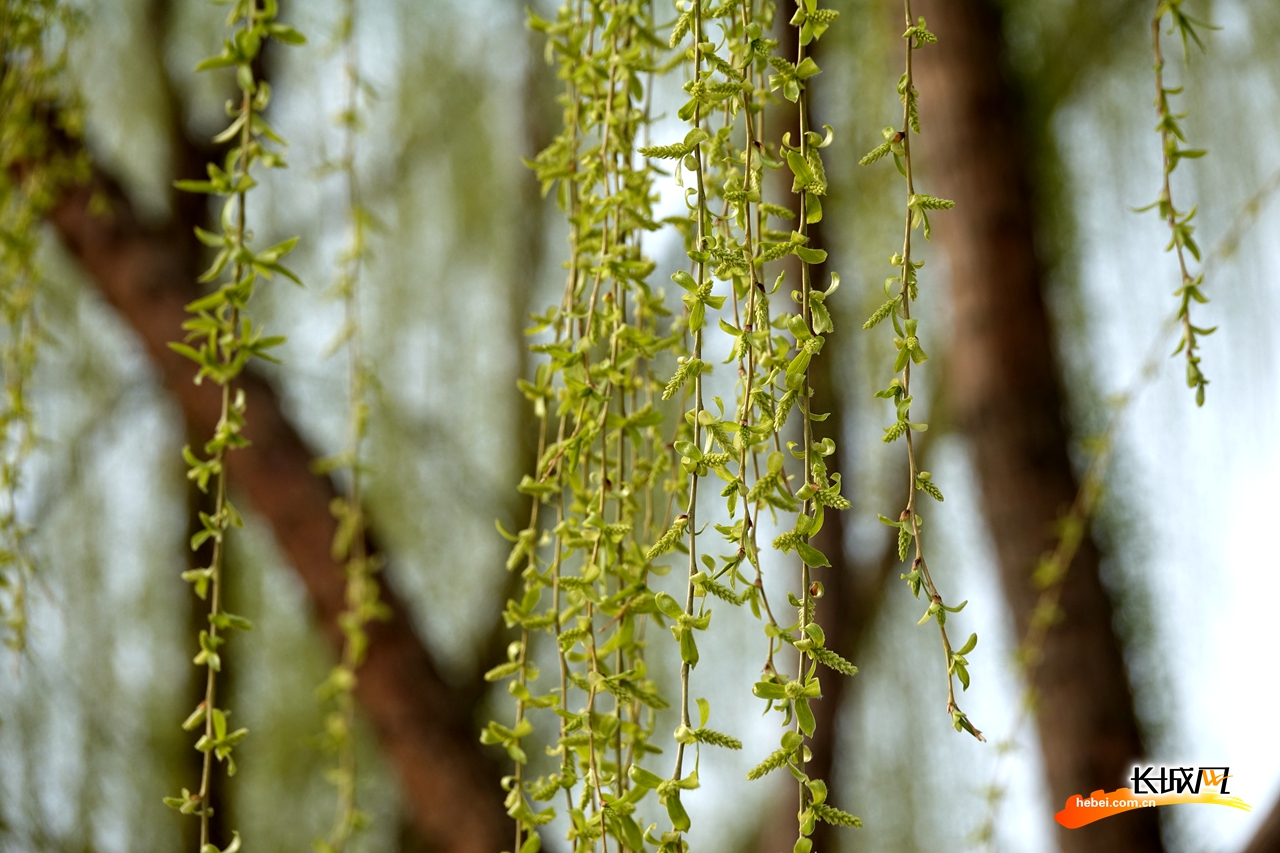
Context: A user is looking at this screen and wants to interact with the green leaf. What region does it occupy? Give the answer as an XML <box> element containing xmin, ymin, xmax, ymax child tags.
<box><xmin>806</xmin><ymin>192</ymin><xmax>822</xmax><ymax>224</ymax></box>
<box><xmin>679</xmin><ymin>628</ymin><xmax>699</xmax><ymax>666</ymax></box>
<box><xmin>674</xmin><ymin>440</ymin><xmax>702</xmax><ymax>461</ymax></box>
<box><xmin>752</xmin><ymin>680</ymin><xmax>787</xmax><ymax>700</ymax></box>
<box><xmin>796</xmin><ymin>541</ymin><xmax>830</xmax><ymax>567</ymax></box>
<box><xmin>267</xmin><ymin>23</ymin><xmax>307</xmax><ymax>44</ymax></box>
<box><xmin>175</xmin><ymin>180</ymin><xmax>219</xmax><ymax>195</ymax></box>
<box><xmin>795</xmin><ymin>697</ymin><xmax>816</xmax><ymax>736</ymax></box>
<box><xmin>803</xmin><ymin>623</ymin><xmax>825</xmax><ymax>647</ymax></box>
<box><xmin>654</xmin><ymin>592</ymin><xmax>684</xmax><ymax>620</ymax></box>
<box><xmin>168</xmin><ymin>342</ymin><xmax>206</xmax><ymax>366</ymax></box>
<box><xmin>665</xmin><ymin>792</ymin><xmax>691</xmax><ymax>832</ymax></box>
<box><xmin>195</xmin><ymin>53</ymin><xmax>238</xmax><ymax>72</ymax></box>
<box><xmin>786</xmin><ymin>150</ymin><xmax>815</xmax><ymax>184</ymax></box>
<box><xmin>794</xmin><ymin>246</ymin><xmax>827</xmax><ymax>264</ymax></box>
<box><xmin>795</xmin><ymin>57</ymin><xmax>820</xmax><ymax>79</ymax></box>
<box><xmin>628</xmin><ymin>765</ymin><xmax>664</xmax><ymax>789</ymax></box>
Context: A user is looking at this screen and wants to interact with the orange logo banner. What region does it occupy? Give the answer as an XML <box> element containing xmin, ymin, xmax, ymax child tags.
<box><xmin>1055</xmin><ymin>786</ymin><xmax>1251</xmax><ymax>829</ymax></box>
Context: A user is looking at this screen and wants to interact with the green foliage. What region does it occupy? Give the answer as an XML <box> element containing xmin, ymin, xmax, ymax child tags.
<box><xmin>504</xmin><ymin>3</ymin><xmax>675</xmax><ymax>849</ymax></box>
<box><xmin>859</xmin><ymin>1</ymin><xmax>982</xmax><ymax>743</ymax></box>
<box><xmin>164</xmin><ymin>2</ymin><xmax>306</xmax><ymax>849</ymax></box>
<box><xmin>0</xmin><ymin>0</ymin><xmax>87</xmax><ymax>653</ymax></box>
<box><xmin>1143</xmin><ymin>0</ymin><xmax>1218</xmax><ymax>406</ymax></box>
<box><xmin>309</xmin><ymin>2</ymin><xmax>388</xmax><ymax>851</ymax></box>
<box><xmin>491</xmin><ymin>0</ymin><xmax>859</xmax><ymax>849</ymax></box>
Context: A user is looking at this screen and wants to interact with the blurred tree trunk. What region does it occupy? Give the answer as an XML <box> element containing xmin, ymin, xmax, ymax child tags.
<box><xmin>910</xmin><ymin>0</ymin><xmax>1163</xmax><ymax>851</ymax></box>
<box><xmin>1243</xmin><ymin>800</ymin><xmax>1280</xmax><ymax>853</ymax></box>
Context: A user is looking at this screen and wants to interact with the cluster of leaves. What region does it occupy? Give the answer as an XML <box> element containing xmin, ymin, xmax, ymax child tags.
<box><xmin>1140</xmin><ymin>0</ymin><xmax>1217</xmax><ymax>406</ymax></box>
<box><xmin>859</xmin><ymin>4</ymin><xmax>982</xmax><ymax>742</ymax></box>
<box><xmin>308</xmin><ymin>2</ymin><xmax>388</xmax><ymax>851</ymax></box>
<box><xmin>163</xmin><ymin>2</ymin><xmax>305</xmax><ymax>851</ymax></box>
<box><xmin>0</xmin><ymin>0</ymin><xmax>87</xmax><ymax>653</ymax></box>
<box><xmin>751</xmin><ymin>3</ymin><xmax>867</xmax><ymax>850</ymax></box>
<box><xmin>487</xmin><ymin>1</ymin><xmax>861</xmax><ymax>851</ymax></box>
<box><xmin>494</xmin><ymin>3</ymin><xmax>675</xmax><ymax>850</ymax></box>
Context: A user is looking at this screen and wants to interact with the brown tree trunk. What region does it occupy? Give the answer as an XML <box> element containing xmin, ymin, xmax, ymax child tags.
<box><xmin>1243</xmin><ymin>798</ymin><xmax>1280</xmax><ymax>853</ymax></box>
<box><xmin>910</xmin><ymin>1</ymin><xmax>1162</xmax><ymax>851</ymax></box>
<box><xmin>44</xmin><ymin>165</ymin><xmax>507</xmax><ymax>853</ymax></box>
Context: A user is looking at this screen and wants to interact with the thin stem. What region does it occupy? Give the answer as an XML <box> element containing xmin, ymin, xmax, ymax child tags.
<box><xmin>197</xmin><ymin>67</ymin><xmax>254</xmax><ymax>848</ymax></box>
<box><xmin>1151</xmin><ymin>4</ymin><xmax>1209</xmax><ymax>405</ymax></box>
<box><xmin>794</xmin><ymin>16</ymin><xmax>815</xmax><ymax>826</ymax></box>
<box><xmin>672</xmin><ymin>0</ymin><xmax>709</xmax><ymax>794</ymax></box>
<box><xmin>325</xmin><ymin>0</ymin><xmax>376</xmax><ymax>847</ymax></box>
<box><xmin>893</xmin><ymin>0</ymin><xmax>982</xmax><ymax>742</ymax></box>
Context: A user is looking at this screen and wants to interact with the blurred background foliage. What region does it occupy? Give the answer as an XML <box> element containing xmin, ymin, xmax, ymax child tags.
<box><xmin>3</xmin><ymin>0</ymin><xmax>1280</xmax><ymax>852</ymax></box>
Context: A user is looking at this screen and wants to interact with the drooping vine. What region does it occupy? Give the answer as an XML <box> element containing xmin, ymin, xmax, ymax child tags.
<box><xmin>490</xmin><ymin>2</ymin><xmax>672</xmax><ymax>850</ymax></box>
<box><xmin>312</xmin><ymin>1</ymin><xmax>386</xmax><ymax>850</ymax></box>
<box><xmin>746</xmin><ymin>2</ymin><xmax>865</xmax><ymax>848</ymax></box>
<box><xmin>486</xmin><ymin>1</ymin><xmax>861</xmax><ymax>851</ymax></box>
<box><xmin>0</xmin><ymin>0</ymin><xmax>85</xmax><ymax>653</ymax></box>
<box><xmin>1142</xmin><ymin>0</ymin><xmax>1216</xmax><ymax>406</ymax></box>
<box><xmin>859</xmin><ymin>3</ymin><xmax>983</xmax><ymax>742</ymax></box>
<box><xmin>163</xmin><ymin>2</ymin><xmax>305</xmax><ymax>849</ymax></box>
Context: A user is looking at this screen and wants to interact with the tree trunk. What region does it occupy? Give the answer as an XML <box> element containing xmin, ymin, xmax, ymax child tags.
<box><xmin>1244</xmin><ymin>798</ymin><xmax>1280</xmax><ymax>853</ymax></box>
<box><xmin>44</xmin><ymin>163</ymin><xmax>507</xmax><ymax>853</ymax></box>
<box><xmin>910</xmin><ymin>1</ymin><xmax>1163</xmax><ymax>851</ymax></box>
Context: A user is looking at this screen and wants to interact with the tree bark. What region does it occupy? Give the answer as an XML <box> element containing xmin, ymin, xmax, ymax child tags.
<box><xmin>44</xmin><ymin>164</ymin><xmax>507</xmax><ymax>853</ymax></box>
<box><xmin>1243</xmin><ymin>798</ymin><xmax>1280</xmax><ymax>853</ymax></box>
<box><xmin>910</xmin><ymin>1</ymin><xmax>1163</xmax><ymax>851</ymax></box>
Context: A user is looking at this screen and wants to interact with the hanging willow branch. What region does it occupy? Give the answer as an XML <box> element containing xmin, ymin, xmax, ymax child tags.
<box><xmin>1141</xmin><ymin>0</ymin><xmax>1216</xmax><ymax>406</ymax></box>
<box><xmin>489</xmin><ymin>2</ymin><xmax>671</xmax><ymax>851</ymax></box>
<box><xmin>859</xmin><ymin>1</ymin><xmax>983</xmax><ymax>742</ymax></box>
<box><xmin>485</xmin><ymin>1</ymin><xmax>861</xmax><ymax>851</ymax></box>
<box><xmin>0</xmin><ymin>0</ymin><xmax>86</xmax><ymax>653</ymax></box>
<box><xmin>756</xmin><ymin>1</ymin><xmax>865</xmax><ymax>848</ymax></box>
<box><xmin>311</xmin><ymin>1</ymin><xmax>387</xmax><ymax>850</ymax></box>
<box><xmin>163</xmin><ymin>2</ymin><xmax>305</xmax><ymax>850</ymax></box>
